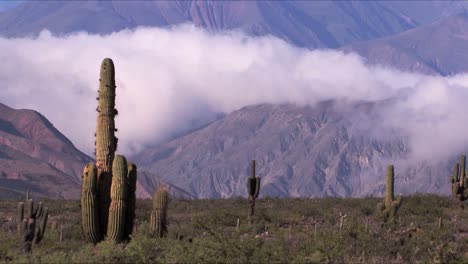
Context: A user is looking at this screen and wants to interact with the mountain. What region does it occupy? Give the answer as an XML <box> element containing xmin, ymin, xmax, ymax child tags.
<box><xmin>133</xmin><ymin>102</ymin><xmax>450</xmax><ymax>199</ymax></box>
<box><xmin>343</xmin><ymin>12</ymin><xmax>468</xmax><ymax>75</ymax></box>
<box><xmin>0</xmin><ymin>0</ymin><xmax>440</xmax><ymax>48</ymax></box>
<box><xmin>0</xmin><ymin>102</ymin><xmax>91</xmax><ymax>199</ymax></box>
<box><xmin>0</xmin><ymin>102</ymin><xmax>193</xmax><ymax>199</ymax></box>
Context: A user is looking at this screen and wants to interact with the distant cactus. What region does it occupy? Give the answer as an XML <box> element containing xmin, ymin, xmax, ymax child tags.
<box><xmin>150</xmin><ymin>187</ymin><xmax>169</xmax><ymax>238</ymax></box>
<box><xmin>450</xmin><ymin>155</ymin><xmax>468</xmax><ymax>202</ymax></box>
<box><xmin>80</xmin><ymin>58</ymin><xmax>137</xmax><ymax>244</ymax></box>
<box><xmin>377</xmin><ymin>165</ymin><xmax>402</xmax><ymax>221</ymax></box>
<box><xmin>247</xmin><ymin>160</ymin><xmax>261</xmax><ymax>224</ymax></box>
<box><xmin>17</xmin><ymin>194</ymin><xmax>49</xmax><ymax>253</ymax></box>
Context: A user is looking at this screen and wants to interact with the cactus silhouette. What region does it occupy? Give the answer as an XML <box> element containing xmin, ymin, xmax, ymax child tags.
<box><xmin>150</xmin><ymin>187</ymin><xmax>169</xmax><ymax>238</ymax></box>
<box><xmin>450</xmin><ymin>155</ymin><xmax>468</xmax><ymax>202</ymax></box>
<box><xmin>80</xmin><ymin>58</ymin><xmax>137</xmax><ymax>244</ymax></box>
<box><xmin>247</xmin><ymin>160</ymin><xmax>261</xmax><ymax>224</ymax></box>
<box><xmin>377</xmin><ymin>165</ymin><xmax>402</xmax><ymax>221</ymax></box>
<box><xmin>17</xmin><ymin>194</ymin><xmax>49</xmax><ymax>253</ymax></box>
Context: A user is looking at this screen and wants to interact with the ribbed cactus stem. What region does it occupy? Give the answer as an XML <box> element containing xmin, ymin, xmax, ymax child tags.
<box><xmin>96</xmin><ymin>58</ymin><xmax>117</xmax><ymax>235</ymax></box>
<box><xmin>81</xmin><ymin>163</ymin><xmax>101</xmax><ymax>243</ymax></box>
<box><xmin>124</xmin><ymin>163</ymin><xmax>137</xmax><ymax>240</ymax></box>
<box><xmin>107</xmin><ymin>155</ymin><xmax>128</xmax><ymax>243</ymax></box>
<box><xmin>385</xmin><ymin>165</ymin><xmax>394</xmax><ymax>208</ymax></box>
<box><xmin>150</xmin><ymin>187</ymin><xmax>169</xmax><ymax>238</ymax></box>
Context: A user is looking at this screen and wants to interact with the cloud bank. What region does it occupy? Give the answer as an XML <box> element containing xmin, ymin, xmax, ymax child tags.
<box><xmin>0</xmin><ymin>25</ymin><xmax>467</xmax><ymax>164</ymax></box>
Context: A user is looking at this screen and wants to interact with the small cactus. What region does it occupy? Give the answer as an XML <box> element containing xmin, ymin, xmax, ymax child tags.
<box><xmin>247</xmin><ymin>160</ymin><xmax>261</xmax><ymax>224</ymax></box>
<box><xmin>450</xmin><ymin>155</ymin><xmax>468</xmax><ymax>202</ymax></box>
<box><xmin>150</xmin><ymin>187</ymin><xmax>169</xmax><ymax>238</ymax></box>
<box><xmin>17</xmin><ymin>195</ymin><xmax>49</xmax><ymax>253</ymax></box>
<box><xmin>377</xmin><ymin>165</ymin><xmax>402</xmax><ymax>221</ymax></box>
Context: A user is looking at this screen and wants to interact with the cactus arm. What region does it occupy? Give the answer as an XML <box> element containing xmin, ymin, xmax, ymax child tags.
<box><xmin>34</xmin><ymin>207</ymin><xmax>48</xmax><ymax>244</ymax></box>
<box><xmin>107</xmin><ymin>155</ymin><xmax>128</xmax><ymax>243</ymax></box>
<box><xmin>124</xmin><ymin>162</ymin><xmax>137</xmax><ymax>240</ymax></box>
<box><xmin>81</xmin><ymin>163</ymin><xmax>101</xmax><ymax>243</ymax></box>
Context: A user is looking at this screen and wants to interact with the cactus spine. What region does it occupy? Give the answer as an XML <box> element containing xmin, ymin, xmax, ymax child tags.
<box><xmin>17</xmin><ymin>195</ymin><xmax>49</xmax><ymax>253</ymax></box>
<box><xmin>81</xmin><ymin>164</ymin><xmax>101</xmax><ymax>243</ymax></box>
<box><xmin>450</xmin><ymin>155</ymin><xmax>468</xmax><ymax>201</ymax></box>
<box><xmin>247</xmin><ymin>160</ymin><xmax>261</xmax><ymax>224</ymax></box>
<box><xmin>150</xmin><ymin>187</ymin><xmax>169</xmax><ymax>238</ymax></box>
<box><xmin>80</xmin><ymin>58</ymin><xmax>137</xmax><ymax>244</ymax></box>
<box><xmin>377</xmin><ymin>165</ymin><xmax>402</xmax><ymax>221</ymax></box>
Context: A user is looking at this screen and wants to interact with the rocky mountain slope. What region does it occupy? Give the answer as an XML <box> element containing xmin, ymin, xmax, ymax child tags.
<box><xmin>0</xmin><ymin>103</ymin><xmax>91</xmax><ymax>198</ymax></box>
<box><xmin>0</xmin><ymin>0</ymin><xmax>441</xmax><ymax>48</ymax></box>
<box><xmin>133</xmin><ymin>102</ymin><xmax>451</xmax><ymax>199</ymax></box>
<box><xmin>0</xmin><ymin>102</ymin><xmax>193</xmax><ymax>199</ymax></box>
<box><xmin>343</xmin><ymin>12</ymin><xmax>468</xmax><ymax>75</ymax></box>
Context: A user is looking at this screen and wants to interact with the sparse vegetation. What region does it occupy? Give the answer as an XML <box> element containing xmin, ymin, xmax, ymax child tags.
<box><xmin>1</xmin><ymin>195</ymin><xmax>467</xmax><ymax>263</ymax></box>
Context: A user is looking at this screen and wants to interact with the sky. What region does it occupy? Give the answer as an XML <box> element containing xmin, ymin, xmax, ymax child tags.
<box><xmin>0</xmin><ymin>25</ymin><xmax>467</xmax><ymax>166</ymax></box>
<box><xmin>0</xmin><ymin>1</ymin><xmax>22</xmax><ymax>12</ymax></box>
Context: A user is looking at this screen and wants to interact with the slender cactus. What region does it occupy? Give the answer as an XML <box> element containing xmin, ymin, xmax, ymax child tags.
<box><xmin>96</xmin><ymin>58</ymin><xmax>117</xmax><ymax>235</ymax></box>
<box><xmin>377</xmin><ymin>164</ymin><xmax>402</xmax><ymax>221</ymax></box>
<box><xmin>150</xmin><ymin>187</ymin><xmax>169</xmax><ymax>238</ymax></box>
<box><xmin>247</xmin><ymin>160</ymin><xmax>261</xmax><ymax>224</ymax></box>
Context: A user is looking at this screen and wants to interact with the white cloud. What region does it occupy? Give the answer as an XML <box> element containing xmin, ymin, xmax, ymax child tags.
<box><xmin>0</xmin><ymin>25</ymin><xmax>467</xmax><ymax>165</ymax></box>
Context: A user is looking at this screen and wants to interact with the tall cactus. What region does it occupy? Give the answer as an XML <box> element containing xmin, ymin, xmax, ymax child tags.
<box><xmin>150</xmin><ymin>187</ymin><xmax>169</xmax><ymax>238</ymax></box>
<box><xmin>96</xmin><ymin>58</ymin><xmax>118</xmax><ymax>235</ymax></box>
<box><xmin>17</xmin><ymin>195</ymin><xmax>49</xmax><ymax>253</ymax></box>
<box><xmin>81</xmin><ymin>164</ymin><xmax>101</xmax><ymax>243</ymax></box>
<box><xmin>450</xmin><ymin>155</ymin><xmax>468</xmax><ymax>202</ymax></box>
<box><xmin>247</xmin><ymin>160</ymin><xmax>261</xmax><ymax>224</ymax></box>
<box><xmin>377</xmin><ymin>165</ymin><xmax>402</xmax><ymax>221</ymax></box>
<box><xmin>80</xmin><ymin>58</ymin><xmax>137</xmax><ymax>244</ymax></box>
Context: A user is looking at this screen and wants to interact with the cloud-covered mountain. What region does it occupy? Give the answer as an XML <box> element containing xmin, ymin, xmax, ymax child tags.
<box><xmin>133</xmin><ymin>102</ymin><xmax>452</xmax><ymax>199</ymax></box>
<box><xmin>0</xmin><ymin>0</ymin><xmax>459</xmax><ymax>48</ymax></box>
<box><xmin>1</xmin><ymin>1</ymin><xmax>468</xmax><ymax>199</ymax></box>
